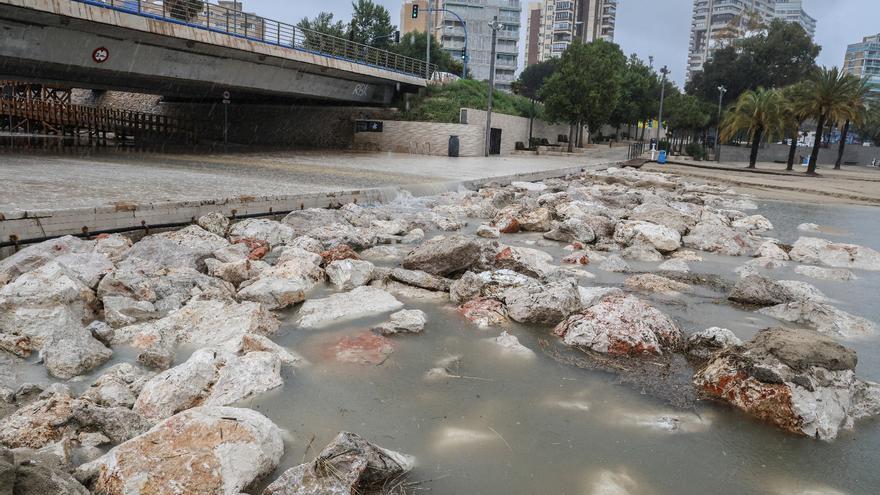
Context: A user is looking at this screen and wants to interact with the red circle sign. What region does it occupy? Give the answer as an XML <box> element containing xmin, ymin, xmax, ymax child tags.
<box><xmin>92</xmin><ymin>47</ymin><xmax>109</xmax><ymax>63</ymax></box>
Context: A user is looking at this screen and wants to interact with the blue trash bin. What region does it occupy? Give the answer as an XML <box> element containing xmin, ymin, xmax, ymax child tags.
<box><xmin>658</xmin><ymin>150</ymin><xmax>667</xmax><ymax>164</ymax></box>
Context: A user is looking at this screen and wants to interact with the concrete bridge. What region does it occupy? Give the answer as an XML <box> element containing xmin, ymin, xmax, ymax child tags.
<box><xmin>0</xmin><ymin>0</ymin><xmax>431</xmax><ymax>105</ymax></box>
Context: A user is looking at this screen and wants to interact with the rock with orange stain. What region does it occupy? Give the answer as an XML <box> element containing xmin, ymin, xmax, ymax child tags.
<box><xmin>694</xmin><ymin>327</ymin><xmax>880</xmax><ymax>440</ymax></box>
<box><xmin>458</xmin><ymin>298</ymin><xmax>508</xmax><ymax>328</ymax></box>
<box><xmin>234</xmin><ymin>238</ymin><xmax>271</xmax><ymax>260</ymax></box>
<box><xmin>320</xmin><ymin>244</ymin><xmax>360</xmax><ymax>266</ymax></box>
<box><xmin>493</xmin><ymin>246</ymin><xmax>557</xmax><ymax>278</ymax></box>
<box><xmin>77</xmin><ymin>406</ymin><xmax>284</xmax><ymax>495</ymax></box>
<box><xmin>329</xmin><ymin>332</ymin><xmax>395</xmax><ymax>365</ymax></box>
<box><xmin>561</xmin><ymin>252</ymin><xmax>590</xmax><ymax>265</ymax></box>
<box><xmin>553</xmin><ymin>293</ymin><xmax>682</xmax><ymax>355</ymax></box>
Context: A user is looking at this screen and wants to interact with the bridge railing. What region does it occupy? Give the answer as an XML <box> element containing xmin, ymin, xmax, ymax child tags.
<box><xmin>71</xmin><ymin>0</ymin><xmax>436</xmax><ymax>79</ymax></box>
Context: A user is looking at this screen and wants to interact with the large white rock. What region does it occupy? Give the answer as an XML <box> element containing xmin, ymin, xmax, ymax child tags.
<box><xmin>237</xmin><ymin>276</ymin><xmax>310</xmax><ymax>310</ymax></box>
<box><xmin>402</xmin><ymin>234</ymin><xmax>482</xmax><ymax>276</ymax></box>
<box><xmin>682</xmin><ymin>222</ymin><xmax>756</xmax><ymax>256</ymax></box>
<box><xmin>759</xmin><ymin>301</ymin><xmax>876</xmax><ymax>338</ymax></box>
<box><xmin>297</xmin><ymin>286</ymin><xmax>404</xmax><ymax>328</ymax></box>
<box><xmin>112</xmin><ymin>298</ymin><xmax>279</xmax><ymax>369</ymax></box>
<box><xmin>486</xmin><ymin>331</ymin><xmax>535</xmax><ymax>358</ymax></box>
<box><xmin>120</xmin><ymin>225</ymin><xmax>229</xmax><ymax>271</ymax></box>
<box><xmin>754</xmin><ymin>241</ymin><xmax>790</xmax><ymax>261</ymax></box>
<box><xmin>229</xmin><ymin>218</ymin><xmax>296</xmax><ymax>247</ymax></box>
<box><xmin>196</xmin><ymin>212</ymin><xmax>229</xmax><ymax>237</ymax></box>
<box><xmin>794</xmin><ymin>264</ymin><xmax>856</xmax><ymax>282</ymax></box>
<box><xmin>325</xmin><ymin>259</ymin><xmax>375</xmax><ymax>290</ymax></box>
<box><xmin>732</xmin><ymin>214</ymin><xmax>773</xmax><ymax>233</ymax></box>
<box><xmin>613</xmin><ymin>221</ymin><xmax>681</xmax><ymax>253</ymax></box>
<box><xmin>372</xmin><ymin>309</ymin><xmax>427</xmax><ymax>335</ymax></box>
<box><xmin>790</xmin><ymin>237</ymin><xmax>880</xmax><ymax>271</ymax></box>
<box><xmin>0</xmin><ymin>235</ymin><xmax>95</xmax><ymax>286</ymax></box>
<box><xmin>553</xmin><ymin>294</ymin><xmax>682</xmax><ymax>355</ymax></box>
<box><xmin>492</xmin><ymin>245</ymin><xmax>558</xmax><ymax>278</ymax></box>
<box><xmin>133</xmin><ymin>348</ymin><xmax>282</xmax><ymax>421</ymax></box>
<box><xmin>502</xmin><ymin>278</ymin><xmax>581</xmax><ymax>325</ymax></box>
<box><xmin>76</xmin><ymin>406</ymin><xmax>284</xmax><ymax>495</ymax></box>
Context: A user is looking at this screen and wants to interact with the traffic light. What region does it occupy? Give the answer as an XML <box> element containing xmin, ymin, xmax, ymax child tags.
<box><xmin>394</xmin><ymin>30</ymin><xmax>400</xmax><ymax>43</ymax></box>
<box><xmin>411</xmin><ymin>4</ymin><xmax>419</xmax><ymax>18</ymax></box>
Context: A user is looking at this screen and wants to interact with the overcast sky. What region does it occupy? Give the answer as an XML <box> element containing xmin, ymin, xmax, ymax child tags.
<box><xmin>248</xmin><ymin>0</ymin><xmax>878</xmax><ymax>87</ymax></box>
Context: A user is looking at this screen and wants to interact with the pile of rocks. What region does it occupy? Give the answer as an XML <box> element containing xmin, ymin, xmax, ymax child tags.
<box><xmin>2</xmin><ymin>165</ymin><xmax>880</xmax><ymax>492</ymax></box>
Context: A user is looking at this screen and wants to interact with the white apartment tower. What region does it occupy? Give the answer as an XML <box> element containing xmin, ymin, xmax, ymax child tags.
<box><xmin>686</xmin><ymin>0</ymin><xmax>816</xmax><ymax>81</ymax></box>
<box><xmin>525</xmin><ymin>0</ymin><xmax>617</xmax><ymax>67</ymax></box>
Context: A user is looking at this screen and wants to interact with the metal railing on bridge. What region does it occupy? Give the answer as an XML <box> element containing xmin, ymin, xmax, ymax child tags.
<box><xmin>71</xmin><ymin>0</ymin><xmax>436</xmax><ymax>79</ymax></box>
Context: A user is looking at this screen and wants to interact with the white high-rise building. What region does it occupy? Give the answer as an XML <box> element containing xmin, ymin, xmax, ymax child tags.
<box><xmin>686</xmin><ymin>0</ymin><xmax>816</xmax><ymax>81</ymax></box>
<box><xmin>524</xmin><ymin>0</ymin><xmax>617</xmax><ymax>67</ymax></box>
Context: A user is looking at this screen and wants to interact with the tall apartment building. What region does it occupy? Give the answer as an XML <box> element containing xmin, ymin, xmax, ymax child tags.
<box><xmin>686</xmin><ymin>0</ymin><xmax>816</xmax><ymax>81</ymax></box>
<box><xmin>843</xmin><ymin>34</ymin><xmax>880</xmax><ymax>96</ymax></box>
<box><xmin>404</xmin><ymin>1</ymin><xmax>520</xmax><ymax>91</ymax></box>
<box><xmin>400</xmin><ymin>0</ymin><xmax>444</xmax><ymax>39</ymax></box>
<box><xmin>524</xmin><ymin>0</ymin><xmax>617</xmax><ymax>67</ymax></box>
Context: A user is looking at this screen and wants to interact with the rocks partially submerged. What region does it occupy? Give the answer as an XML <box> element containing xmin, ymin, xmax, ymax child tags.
<box><xmin>694</xmin><ymin>328</ymin><xmax>880</xmax><ymax>440</ymax></box>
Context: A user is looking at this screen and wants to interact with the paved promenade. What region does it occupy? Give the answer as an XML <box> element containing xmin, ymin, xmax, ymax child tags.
<box><xmin>0</xmin><ymin>147</ymin><xmax>626</xmax><ymax>244</ymax></box>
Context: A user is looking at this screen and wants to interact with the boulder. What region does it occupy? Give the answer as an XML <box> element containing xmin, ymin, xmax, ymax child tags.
<box><xmin>794</xmin><ymin>265</ymin><xmax>856</xmax><ymax>282</ymax></box>
<box><xmin>102</xmin><ymin>296</ymin><xmax>159</xmax><ymax>328</ymax></box>
<box><xmin>553</xmin><ymin>294</ymin><xmax>682</xmax><ymax>355</ymax></box>
<box><xmin>759</xmin><ymin>301</ymin><xmax>876</xmax><ymax>338</ymax></box>
<box><xmin>502</xmin><ymin>278</ymin><xmax>580</xmax><ymax>325</ymax></box>
<box><xmin>133</xmin><ymin>348</ymin><xmax>283</xmax><ymax>421</ymax></box>
<box><xmin>657</xmin><ymin>258</ymin><xmax>690</xmax><ymax>272</ymax></box>
<box><xmin>682</xmin><ymin>223</ymin><xmax>756</xmax><ymax>256</ymax></box>
<box><xmin>7</xmin><ymin>453</ymin><xmax>91</xmax><ymax>494</ymax></box>
<box><xmin>516</xmin><ymin>207</ymin><xmax>553</xmax><ymax>232</ymax></box>
<box><xmin>205</xmin><ymin>258</ymin><xmax>268</xmax><ymax>287</ymax></box>
<box><xmin>694</xmin><ymin>327</ymin><xmax>880</xmax><ymax>439</ymax></box>
<box><xmin>80</xmin><ymin>363</ymin><xmax>154</xmax><ymax>408</ymax></box>
<box><xmin>229</xmin><ymin>218</ymin><xmax>296</xmax><ymax>247</ymax></box>
<box><xmin>492</xmin><ymin>246</ymin><xmax>558</xmax><ymax>278</ymax></box>
<box><xmin>263</xmin><ymin>431</ymin><xmax>413</xmax><ymax>495</ymax></box>
<box><xmin>120</xmin><ymin>225</ymin><xmax>228</xmax><ymax>271</ymax></box>
<box><xmin>237</xmin><ymin>277</ymin><xmax>310</xmax><ymax>310</ymax></box>
<box><xmin>789</xmin><ymin>237</ymin><xmax>880</xmax><ymax>270</ymax></box>
<box><xmin>77</xmin><ymin>406</ymin><xmax>283</xmax><ymax>494</ymax></box>
<box><xmin>388</xmin><ymin>268</ymin><xmax>451</xmax><ymax>292</ymax></box>
<box><xmin>732</xmin><ymin>214</ymin><xmax>773</xmax><ymax>233</ymax></box>
<box><xmin>728</xmin><ymin>274</ymin><xmax>795</xmax><ymax>307</ymax></box>
<box><xmin>39</xmin><ymin>329</ymin><xmax>112</xmax><ymax>380</ymax></box>
<box><xmin>196</xmin><ymin>212</ymin><xmax>229</xmax><ymax>237</ymax></box>
<box><xmin>629</xmin><ymin>203</ymin><xmax>696</xmax><ymax>235</ymax></box>
<box><xmin>371</xmin><ymin>310</ymin><xmax>427</xmax><ymax>335</ymax></box>
<box><xmin>93</xmin><ymin>234</ymin><xmax>132</xmax><ymax>263</ymax></box>
<box><xmin>624</xmin><ymin>273</ymin><xmax>690</xmax><ymax>295</ymax></box>
<box><xmin>297</xmin><ymin>287</ymin><xmax>403</xmax><ymax>328</ymax></box>
<box><xmin>458</xmin><ymin>298</ymin><xmax>508</xmax><ymax>328</ymax></box>
<box><xmin>777</xmin><ymin>280</ymin><xmax>830</xmax><ymax>303</ymax></box>
<box><xmin>754</xmin><ymin>241</ymin><xmax>790</xmax><ymax>261</ymax></box>
<box><xmin>0</xmin><ymin>235</ymin><xmax>94</xmax><ymax>286</ymax></box>
<box><xmin>325</xmin><ymin>259</ymin><xmax>375</xmax><ymax>290</ymax></box>
<box><xmin>283</xmin><ymin>208</ymin><xmax>342</xmax><ymax>234</ymax></box>
<box><xmin>577</xmin><ymin>286</ymin><xmax>623</xmax><ymax>308</ymax></box>
<box><xmin>613</xmin><ymin>221</ymin><xmax>681</xmax><ymax>253</ymax></box>
<box><xmin>112</xmin><ymin>298</ymin><xmax>279</xmax><ymax>369</ymax></box>
<box><xmin>402</xmin><ymin>235</ymin><xmax>482</xmax><ymax>276</ymax></box>
<box><xmin>543</xmin><ymin>218</ymin><xmax>596</xmax><ymax>244</ymax></box>
<box><xmin>319</xmin><ymin>245</ymin><xmax>360</xmax><ymax>265</ymax></box>
<box><xmin>686</xmin><ymin>327</ymin><xmax>743</xmax><ymax>360</ymax></box>
<box><xmin>307</xmin><ymin>223</ymin><xmax>375</xmax><ymax>251</ymax></box>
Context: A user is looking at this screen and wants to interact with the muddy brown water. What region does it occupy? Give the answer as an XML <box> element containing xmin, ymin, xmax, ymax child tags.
<box><xmin>10</xmin><ymin>196</ymin><xmax>880</xmax><ymax>494</ymax></box>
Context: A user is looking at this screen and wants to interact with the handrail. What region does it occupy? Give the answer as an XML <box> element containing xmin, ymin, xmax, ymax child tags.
<box><xmin>68</xmin><ymin>0</ymin><xmax>436</xmax><ymax>79</ymax></box>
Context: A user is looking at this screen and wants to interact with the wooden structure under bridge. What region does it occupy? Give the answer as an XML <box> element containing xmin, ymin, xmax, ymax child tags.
<box><xmin>0</xmin><ymin>80</ymin><xmax>197</xmax><ymax>145</ymax></box>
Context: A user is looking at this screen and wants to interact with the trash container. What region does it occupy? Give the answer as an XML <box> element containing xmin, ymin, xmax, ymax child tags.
<box><xmin>448</xmin><ymin>135</ymin><xmax>460</xmax><ymax>158</ymax></box>
<box><xmin>658</xmin><ymin>150</ymin><xmax>667</xmax><ymax>164</ymax></box>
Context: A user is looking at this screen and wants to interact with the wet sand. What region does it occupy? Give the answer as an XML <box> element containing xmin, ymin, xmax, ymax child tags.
<box><xmin>647</xmin><ymin>160</ymin><xmax>880</xmax><ymax>206</ymax></box>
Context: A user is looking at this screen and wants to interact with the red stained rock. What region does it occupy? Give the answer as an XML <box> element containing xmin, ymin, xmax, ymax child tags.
<box><xmin>458</xmin><ymin>297</ymin><xmax>507</xmax><ymax>327</ymax></box>
<box><xmin>329</xmin><ymin>331</ymin><xmax>395</xmax><ymax>365</ymax></box>
<box><xmin>497</xmin><ymin>217</ymin><xmax>520</xmax><ymax>234</ymax></box>
<box><xmin>234</xmin><ymin>238</ymin><xmax>270</xmax><ymax>260</ymax></box>
<box><xmin>320</xmin><ymin>245</ymin><xmax>360</xmax><ymax>266</ymax></box>
<box><xmin>562</xmin><ymin>253</ymin><xmax>590</xmax><ymax>265</ymax></box>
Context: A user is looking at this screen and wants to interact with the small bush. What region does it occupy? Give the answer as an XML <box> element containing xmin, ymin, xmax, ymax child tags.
<box><xmin>685</xmin><ymin>142</ymin><xmax>706</xmax><ymax>160</ymax></box>
<box><xmin>400</xmin><ymin>80</ymin><xmax>541</xmax><ymax>123</ymax></box>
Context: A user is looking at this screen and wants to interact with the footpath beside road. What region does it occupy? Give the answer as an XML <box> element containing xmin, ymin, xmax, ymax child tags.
<box><xmin>650</xmin><ymin>158</ymin><xmax>880</xmax><ymax>206</ymax></box>
<box><xmin>0</xmin><ymin>147</ymin><xmax>626</xmax><ymax>247</ymax></box>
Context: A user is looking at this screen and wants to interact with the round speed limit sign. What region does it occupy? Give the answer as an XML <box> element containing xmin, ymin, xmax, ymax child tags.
<box><xmin>92</xmin><ymin>47</ymin><xmax>109</xmax><ymax>63</ymax></box>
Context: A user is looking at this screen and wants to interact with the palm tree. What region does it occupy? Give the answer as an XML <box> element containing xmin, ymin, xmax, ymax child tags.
<box><xmin>833</xmin><ymin>77</ymin><xmax>874</xmax><ymax>169</ymax></box>
<box><xmin>720</xmin><ymin>87</ymin><xmax>786</xmax><ymax>169</ymax></box>
<box><xmin>781</xmin><ymin>83</ymin><xmax>810</xmax><ymax>171</ymax></box>
<box><xmin>792</xmin><ymin>67</ymin><xmax>864</xmax><ymax>175</ymax></box>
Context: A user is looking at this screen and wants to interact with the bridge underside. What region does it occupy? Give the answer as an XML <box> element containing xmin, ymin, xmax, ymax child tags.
<box><xmin>0</xmin><ymin>2</ymin><xmax>421</xmax><ymax>105</ymax></box>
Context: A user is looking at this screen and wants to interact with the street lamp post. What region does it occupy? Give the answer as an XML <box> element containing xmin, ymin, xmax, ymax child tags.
<box><xmin>425</xmin><ymin>0</ymin><xmax>432</xmax><ymax>80</ymax></box>
<box><xmin>427</xmin><ymin>7</ymin><xmax>469</xmax><ymax>79</ymax></box>
<box><xmin>716</xmin><ymin>85</ymin><xmax>727</xmax><ymax>162</ymax></box>
<box><xmin>484</xmin><ymin>16</ymin><xmax>503</xmax><ymax>157</ymax></box>
<box><xmin>655</xmin><ymin>65</ymin><xmax>670</xmax><ymax>149</ymax></box>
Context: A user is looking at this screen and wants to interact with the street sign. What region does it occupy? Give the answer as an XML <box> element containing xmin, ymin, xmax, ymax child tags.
<box><xmin>92</xmin><ymin>47</ymin><xmax>109</xmax><ymax>63</ymax></box>
<box><xmin>222</xmin><ymin>91</ymin><xmax>230</xmax><ymax>105</ymax></box>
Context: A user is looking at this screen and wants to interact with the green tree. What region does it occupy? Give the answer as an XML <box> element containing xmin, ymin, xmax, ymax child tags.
<box><xmin>833</xmin><ymin>77</ymin><xmax>875</xmax><ymax>169</ymax></box>
<box><xmin>514</xmin><ymin>60</ymin><xmax>558</xmax><ymax>145</ymax></box>
<box><xmin>666</xmin><ymin>93</ymin><xmax>711</xmax><ymax>154</ymax></box>
<box><xmin>296</xmin><ymin>12</ymin><xmax>347</xmax><ymax>53</ymax></box>
<box><xmin>391</xmin><ymin>32</ymin><xmax>462</xmax><ymax>75</ymax></box>
<box><xmin>348</xmin><ymin>0</ymin><xmax>395</xmax><ymax>48</ymax></box>
<box><xmin>721</xmin><ymin>87</ymin><xmax>787</xmax><ymax>168</ymax></box>
<box><xmin>610</xmin><ymin>55</ymin><xmax>659</xmax><ymax>140</ymax></box>
<box><xmin>541</xmin><ymin>39</ymin><xmax>627</xmax><ymax>150</ymax></box>
<box><xmin>780</xmin><ymin>82</ymin><xmax>811</xmax><ymax>170</ymax></box>
<box><xmin>687</xmin><ymin>19</ymin><xmax>819</xmax><ymax>103</ymax></box>
<box><xmin>792</xmin><ymin>67</ymin><xmax>866</xmax><ymax>175</ymax></box>
<box><xmin>857</xmin><ymin>106</ymin><xmax>880</xmax><ymax>145</ymax></box>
